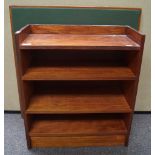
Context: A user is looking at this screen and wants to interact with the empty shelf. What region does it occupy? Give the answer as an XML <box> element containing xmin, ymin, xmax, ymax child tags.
<box><xmin>26</xmin><ymin>91</ymin><xmax>131</xmax><ymax>114</ymax></box>
<box><xmin>22</xmin><ymin>67</ymin><xmax>136</xmax><ymax>80</ymax></box>
<box><xmin>29</xmin><ymin>116</ymin><xmax>127</xmax><ymax>137</ymax></box>
<box><xmin>20</xmin><ymin>34</ymin><xmax>140</xmax><ymax>50</ymax></box>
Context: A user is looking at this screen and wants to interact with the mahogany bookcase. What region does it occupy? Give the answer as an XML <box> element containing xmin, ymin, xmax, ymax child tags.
<box><xmin>14</xmin><ymin>24</ymin><xmax>145</xmax><ymax>148</ymax></box>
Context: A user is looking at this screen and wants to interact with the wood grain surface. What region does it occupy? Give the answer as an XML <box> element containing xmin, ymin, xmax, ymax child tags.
<box><xmin>29</xmin><ymin>117</ymin><xmax>127</xmax><ymax>136</ymax></box>
<box><xmin>26</xmin><ymin>93</ymin><xmax>131</xmax><ymax>114</ymax></box>
<box><xmin>14</xmin><ymin>24</ymin><xmax>145</xmax><ymax>148</ymax></box>
<box><xmin>22</xmin><ymin>66</ymin><xmax>136</xmax><ymax>80</ymax></box>
<box><xmin>31</xmin><ymin>135</ymin><xmax>126</xmax><ymax>147</ymax></box>
<box><xmin>20</xmin><ymin>34</ymin><xmax>140</xmax><ymax>50</ymax></box>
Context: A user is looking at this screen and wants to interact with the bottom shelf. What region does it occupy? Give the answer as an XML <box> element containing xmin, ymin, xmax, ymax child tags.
<box><xmin>31</xmin><ymin>135</ymin><xmax>126</xmax><ymax>147</ymax></box>
<box><xmin>29</xmin><ymin>114</ymin><xmax>127</xmax><ymax>147</ymax></box>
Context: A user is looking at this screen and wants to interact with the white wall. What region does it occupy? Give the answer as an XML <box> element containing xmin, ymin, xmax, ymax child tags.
<box><xmin>4</xmin><ymin>0</ymin><xmax>151</xmax><ymax>111</ymax></box>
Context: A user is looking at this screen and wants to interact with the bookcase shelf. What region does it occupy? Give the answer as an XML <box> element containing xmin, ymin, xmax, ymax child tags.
<box><xmin>14</xmin><ymin>24</ymin><xmax>145</xmax><ymax>148</ymax></box>
<box><xmin>20</xmin><ymin>33</ymin><xmax>140</xmax><ymax>50</ymax></box>
<box><xmin>29</xmin><ymin>114</ymin><xmax>127</xmax><ymax>137</ymax></box>
<box><xmin>26</xmin><ymin>93</ymin><xmax>131</xmax><ymax>114</ymax></box>
<box><xmin>22</xmin><ymin>66</ymin><xmax>136</xmax><ymax>81</ymax></box>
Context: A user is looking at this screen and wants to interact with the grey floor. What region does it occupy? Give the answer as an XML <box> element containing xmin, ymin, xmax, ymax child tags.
<box><xmin>4</xmin><ymin>114</ymin><xmax>150</xmax><ymax>155</ymax></box>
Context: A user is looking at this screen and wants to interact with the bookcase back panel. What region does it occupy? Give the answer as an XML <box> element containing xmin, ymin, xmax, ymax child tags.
<box><xmin>21</xmin><ymin>50</ymin><xmax>131</xmax><ymax>67</ymax></box>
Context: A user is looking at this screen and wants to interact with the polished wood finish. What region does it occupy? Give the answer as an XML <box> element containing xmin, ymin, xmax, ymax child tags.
<box><xmin>20</xmin><ymin>25</ymin><xmax>140</xmax><ymax>50</ymax></box>
<box><xmin>29</xmin><ymin>115</ymin><xmax>127</xmax><ymax>136</ymax></box>
<box><xmin>26</xmin><ymin>93</ymin><xmax>131</xmax><ymax>114</ymax></box>
<box><xmin>22</xmin><ymin>67</ymin><xmax>136</xmax><ymax>81</ymax></box>
<box><xmin>30</xmin><ymin>114</ymin><xmax>127</xmax><ymax>147</ymax></box>
<box><xmin>31</xmin><ymin>25</ymin><xmax>126</xmax><ymax>34</ymax></box>
<box><xmin>20</xmin><ymin>34</ymin><xmax>140</xmax><ymax>50</ymax></box>
<box><xmin>14</xmin><ymin>26</ymin><xmax>32</xmax><ymax>148</ymax></box>
<box><xmin>14</xmin><ymin>24</ymin><xmax>145</xmax><ymax>148</ymax></box>
<box><xmin>9</xmin><ymin>6</ymin><xmax>142</xmax><ymax>118</ymax></box>
<box><xmin>26</xmin><ymin>81</ymin><xmax>131</xmax><ymax>114</ymax></box>
<box><xmin>31</xmin><ymin>135</ymin><xmax>126</xmax><ymax>147</ymax></box>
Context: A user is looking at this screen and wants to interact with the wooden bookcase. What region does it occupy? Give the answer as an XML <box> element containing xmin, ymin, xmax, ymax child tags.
<box><xmin>14</xmin><ymin>24</ymin><xmax>145</xmax><ymax>149</ymax></box>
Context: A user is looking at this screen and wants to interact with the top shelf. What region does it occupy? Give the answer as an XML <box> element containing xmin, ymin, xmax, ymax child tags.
<box><xmin>20</xmin><ymin>34</ymin><xmax>140</xmax><ymax>50</ymax></box>
<box><xmin>16</xmin><ymin>24</ymin><xmax>144</xmax><ymax>50</ymax></box>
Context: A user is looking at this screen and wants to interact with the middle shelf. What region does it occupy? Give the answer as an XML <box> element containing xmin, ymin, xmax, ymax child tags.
<box><xmin>25</xmin><ymin>81</ymin><xmax>132</xmax><ymax>114</ymax></box>
<box><xmin>26</xmin><ymin>93</ymin><xmax>131</xmax><ymax>114</ymax></box>
<box><xmin>22</xmin><ymin>66</ymin><xmax>135</xmax><ymax>81</ymax></box>
<box><xmin>20</xmin><ymin>50</ymin><xmax>137</xmax><ymax>81</ymax></box>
